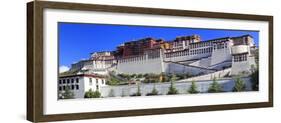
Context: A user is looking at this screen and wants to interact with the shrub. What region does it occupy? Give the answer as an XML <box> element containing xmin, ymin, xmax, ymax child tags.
<box><xmin>84</xmin><ymin>89</ymin><xmax>101</xmax><ymax>98</ymax></box>
<box><xmin>136</xmin><ymin>74</ymin><xmax>143</xmax><ymax>78</ymax></box>
<box><xmin>106</xmin><ymin>77</ymin><xmax>121</xmax><ymax>85</ymax></box>
<box><xmin>142</xmin><ymin>73</ymin><xmax>161</xmax><ymax>83</ymax></box>
<box><xmin>131</xmin><ymin>84</ymin><xmax>142</xmax><ymax>96</ymax></box>
<box><xmin>251</xmin><ymin>69</ymin><xmax>259</xmax><ymax>91</ymax></box>
<box><xmin>233</xmin><ymin>77</ymin><xmax>246</xmax><ymax>92</ymax></box>
<box><xmin>167</xmin><ymin>75</ymin><xmax>179</xmax><ymax>95</ymax></box>
<box><xmin>208</xmin><ymin>77</ymin><xmax>222</xmax><ymax>93</ymax></box>
<box><xmin>146</xmin><ymin>84</ymin><xmax>159</xmax><ymax>96</ymax></box>
<box><xmin>188</xmin><ymin>80</ymin><xmax>199</xmax><ymax>94</ymax></box>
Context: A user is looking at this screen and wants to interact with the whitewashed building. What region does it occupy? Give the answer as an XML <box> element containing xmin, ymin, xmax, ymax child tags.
<box><xmin>58</xmin><ymin>74</ymin><xmax>106</xmax><ymax>99</ymax></box>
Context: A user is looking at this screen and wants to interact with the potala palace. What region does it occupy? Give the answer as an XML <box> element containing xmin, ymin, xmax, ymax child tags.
<box><xmin>58</xmin><ymin>34</ymin><xmax>258</xmax><ymax>98</ymax></box>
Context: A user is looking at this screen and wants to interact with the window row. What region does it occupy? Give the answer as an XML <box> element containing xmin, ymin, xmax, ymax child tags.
<box><xmin>89</xmin><ymin>78</ymin><xmax>105</xmax><ymax>85</ymax></box>
<box><xmin>233</xmin><ymin>54</ymin><xmax>247</xmax><ymax>62</ymax></box>
<box><xmin>59</xmin><ymin>78</ymin><xmax>79</xmax><ymax>84</ymax></box>
<box><xmin>213</xmin><ymin>43</ymin><xmax>228</xmax><ymax>50</ymax></box>
<box><xmin>190</xmin><ymin>47</ymin><xmax>212</xmax><ymax>55</ymax></box>
<box><xmin>59</xmin><ymin>85</ymin><xmax>79</xmax><ymax>91</ymax></box>
<box><xmin>173</xmin><ymin>41</ymin><xmax>184</xmax><ymax>47</ymax></box>
<box><xmin>190</xmin><ymin>42</ymin><xmax>212</xmax><ymax>49</ymax></box>
<box><xmin>165</xmin><ymin>50</ymin><xmax>189</xmax><ymax>58</ymax></box>
<box><xmin>119</xmin><ymin>56</ymin><xmax>148</xmax><ymax>63</ymax></box>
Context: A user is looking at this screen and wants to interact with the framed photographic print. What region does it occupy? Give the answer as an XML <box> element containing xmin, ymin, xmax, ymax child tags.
<box><xmin>27</xmin><ymin>0</ymin><xmax>273</xmax><ymax>122</ymax></box>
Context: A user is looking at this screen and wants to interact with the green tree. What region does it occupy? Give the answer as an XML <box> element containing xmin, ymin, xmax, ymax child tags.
<box><xmin>131</xmin><ymin>83</ymin><xmax>142</xmax><ymax>96</ymax></box>
<box><xmin>251</xmin><ymin>69</ymin><xmax>259</xmax><ymax>91</ymax></box>
<box><xmin>233</xmin><ymin>77</ymin><xmax>246</xmax><ymax>92</ymax></box>
<box><xmin>146</xmin><ymin>84</ymin><xmax>159</xmax><ymax>96</ymax></box>
<box><xmin>167</xmin><ymin>75</ymin><xmax>178</xmax><ymax>95</ymax></box>
<box><xmin>137</xmin><ymin>74</ymin><xmax>143</xmax><ymax>78</ymax></box>
<box><xmin>84</xmin><ymin>89</ymin><xmax>101</xmax><ymax>98</ymax></box>
<box><xmin>208</xmin><ymin>77</ymin><xmax>222</xmax><ymax>93</ymax></box>
<box><xmin>188</xmin><ymin>80</ymin><xmax>199</xmax><ymax>94</ymax></box>
<box><xmin>62</xmin><ymin>86</ymin><xmax>74</xmax><ymax>99</ymax></box>
<box><xmin>136</xmin><ymin>84</ymin><xmax>141</xmax><ymax>96</ymax></box>
<box><xmin>106</xmin><ymin>77</ymin><xmax>121</xmax><ymax>85</ymax></box>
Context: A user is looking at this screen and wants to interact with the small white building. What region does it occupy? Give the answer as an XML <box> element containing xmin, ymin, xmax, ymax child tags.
<box><xmin>58</xmin><ymin>74</ymin><xmax>107</xmax><ymax>99</ymax></box>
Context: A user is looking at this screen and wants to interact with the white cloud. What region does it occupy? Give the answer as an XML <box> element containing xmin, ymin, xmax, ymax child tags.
<box><xmin>59</xmin><ymin>66</ymin><xmax>70</xmax><ymax>73</ymax></box>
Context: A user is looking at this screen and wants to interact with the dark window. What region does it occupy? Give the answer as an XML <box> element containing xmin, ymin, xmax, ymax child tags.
<box><xmin>239</xmin><ymin>56</ymin><xmax>242</xmax><ymax>61</ymax></box>
<box><xmin>76</xmin><ymin>78</ymin><xmax>79</xmax><ymax>83</ymax></box>
<box><xmin>71</xmin><ymin>79</ymin><xmax>74</xmax><ymax>83</ymax></box>
<box><xmin>63</xmin><ymin>86</ymin><xmax>66</xmax><ymax>90</ymax></box>
<box><xmin>71</xmin><ymin>85</ymin><xmax>75</xmax><ymax>90</ymax></box>
<box><xmin>67</xmin><ymin>79</ymin><xmax>70</xmax><ymax>84</ymax></box>
<box><xmin>59</xmin><ymin>86</ymin><xmax>62</xmax><ymax>91</ymax></box>
<box><xmin>96</xmin><ymin>85</ymin><xmax>99</xmax><ymax>90</ymax></box>
<box><xmin>96</xmin><ymin>79</ymin><xmax>99</xmax><ymax>84</ymax></box>
<box><xmin>76</xmin><ymin>85</ymin><xmax>79</xmax><ymax>90</ymax></box>
<box><xmin>59</xmin><ymin>80</ymin><xmax>62</xmax><ymax>84</ymax></box>
<box><xmin>63</xmin><ymin>79</ymin><xmax>66</xmax><ymax>84</ymax></box>
<box><xmin>102</xmin><ymin>80</ymin><xmax>104</xmax><ymax>84</ymax></box>
<box><xmin>89</xmin><ymin>78</ymin><xmax>93</xmax><ymax>85</ymax></box>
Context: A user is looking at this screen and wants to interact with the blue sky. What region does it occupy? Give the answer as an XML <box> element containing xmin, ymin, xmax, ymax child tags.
<box><xmin>59</xmin><ymin>22</ymin><xmax>259</xmax><ymax>68</ymax></box>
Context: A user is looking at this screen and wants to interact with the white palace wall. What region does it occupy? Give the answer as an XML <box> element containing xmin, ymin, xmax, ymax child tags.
<box><xmin>164</xmin><ymin>50</ymin><xmax>211</xmax><ymax>63</ymax></box>
<box><xmin>210</xmin><ymin>46</ymin><xmax>232</xmax><ymax>67</ymax></box>
<box><xmin>116</xmin><ymin>57</ymin><xmax>165</xmax><ymax>74</ymax></box>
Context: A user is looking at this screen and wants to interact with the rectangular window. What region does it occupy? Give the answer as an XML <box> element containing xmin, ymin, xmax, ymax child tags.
<box><xmin>63</xmin><ymin>79</ymin><xmax>66</xmax><ymax>84</ymax></box>
<box><xmin>59</xmin><ymin>86</ymin><xmax>62</xmax><ymax>91</ymax></box>
<box><xmin>239</xmin><ymin>56</ymin><xmax>242</xmax><ymax>61</ymax></box>
<box><xmin>67</xmin><ymin>79</ymin><xmax>70</xmax><ymax>84</ymax></box>
<box><xmin>59</xmin><ymin>80</ymin><xmax>62</xmax><ymax>84</ymax></box>
<box><xmin>71</xmin><ymin>85</ymin><xmax>75</xmax><ymax>90</ymax></box>
<box><xmin>63</xmin><ymin>86</ymin><xmax>66</xmax><ymax>90</ymax></box>
<box><xmin>76</xmin><ymin>85</ymin><xmax>79</xmax><ymax>90</ymax></box>
<box><xmin>89</xmin><ymin>78</ymin><xmax>92</xmax><ymax>85</ymax></box>
<box><xmin>76</xmin><ymin>78</ymin><xmax>79</xmax><ymax>83</ymax></box>
<box><xmin>71</xmin><ymin>79</ymin><xmax>74</xmax><ymax>83</ymax></box>
<box><xmin>96</xmin><ymin>85</ymin><xmax>99</xmax><ymax>90</ymax></box>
